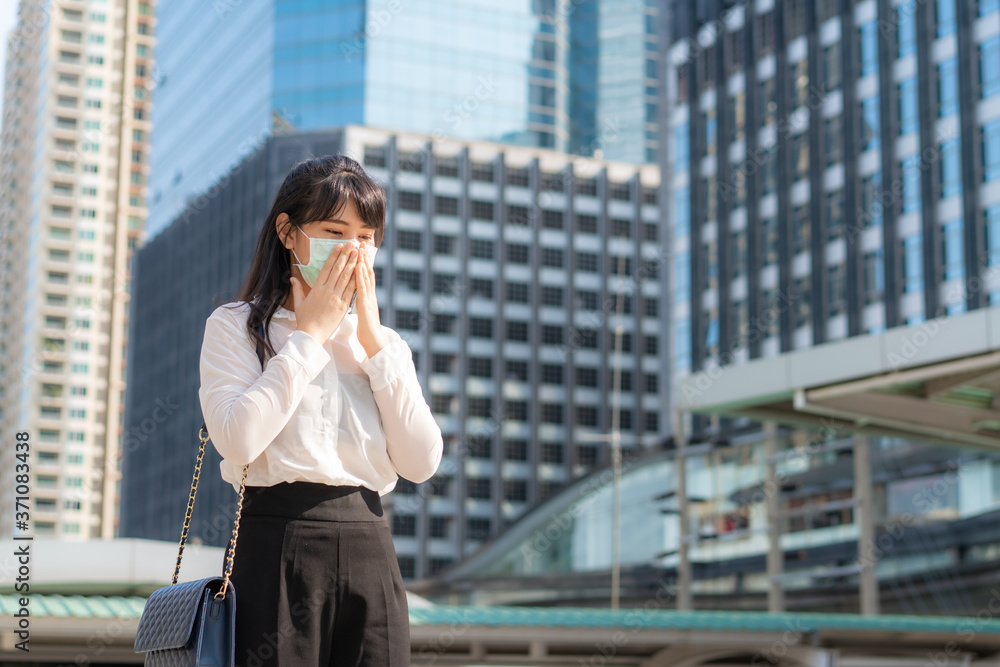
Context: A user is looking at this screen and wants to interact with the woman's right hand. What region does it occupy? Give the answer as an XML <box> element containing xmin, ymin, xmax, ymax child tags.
<box><xmin>290</xmin><ymin>243</ymin><xmax>359</xmax><ymax>343</ymax></box>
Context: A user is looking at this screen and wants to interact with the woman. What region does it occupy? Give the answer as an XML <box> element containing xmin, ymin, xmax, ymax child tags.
<box><xmin>198</xmin><ymin>155</ymin><xmax>443</xmax><ymax>666</ymax></box>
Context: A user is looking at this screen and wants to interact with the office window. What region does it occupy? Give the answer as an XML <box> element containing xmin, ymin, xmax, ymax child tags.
<box><xmin>541</xmin><ymin>247</ymin><xmax>564</xmax><ymax>268</ymax></box>
<box><xmin>433</xmin><ymin>234</ymin><xmax>455</xmax><ymax>255</ymax></box>
<box><xmin>470</xmin><ymin>238</ymin><xmax>494</xmax><ymax>259</ymax></box>
<box><xmin>467</xmin><ymin>478</ymin><xmax>491</xmax><ymax>499</ymax></box>
<box><xmin>434</xmin><ymin>196</ymin><xmax>458</xmax><ymax>216</ymax></box>
<box><xmin>541</xmin><ymin>442</ymin><xmax>564</xmax><ymax>464</ymax></box>
<box><xmin>505</xmin><ymin>281</ymin><xmax>529</xmax><ymax>303</ymax></box>
<box><xmin>542</xmin><ymin>209</ymin><xmax>564</xmax><ymax>229</ymax></box>
<box><xmin>541</xmin><ymin>325</ymin><xmax>563</xmax><ymax>345</ymax></box>
<box><xmin>863</xmin><ymin>249</ymin><xmax>885</xmax><ymax>304</ymax></box>
<box><xmin>860</xmin><ymin>172</ymin><xmax>884</xmax><ymax>229</ymax></box>
<box><xmin>824</xmin><ymin>116</ymin><xmax>842</xmax><ymax>166</ymax></box>
<box><xmin>470</xmin><ymin>278</ymin><xmax>494</xmax><ymax>299</ymax></box>
<box><xmin>505</xmin><ymin>166</ymin><xmax>530</xmax><ymax>187</ymax></box>
<box><xmin>467</xmin><ymin>518</ymin><xmax>491</xmax><ymax>540</ymax></box>
<box><xmin>396</xmin><ymin>269</ymin><xmax>421</xmax><ymax>291</ymax></box>
<box><xmin>577</xmin><ymin>445</ymin><xmax>600</xmax><ymax>466</ymax></box>
<box><xmin>899</xmin><ymin>155</ymin><xmax>921</xmax><ymax>213</ymax></box>
<box><xmin>506</xmin><ymin>320</ymin><xmax>529</xmax><ymax>341</ymax></box>
<box><xmin>397</xmin><ymin>229</ymin><xmax>422</xmax><ymax>251</ymax></box>
<box><xmin>398</xmin><ymin>191</ymin><xmax>422</xmax><ymax>212</ymax></box>
<box><xmin>703</xmin><ymin>107</ymin><xmax>717</xmax><ymax>156</ymax></box>
<box><xmin>576</xmin><ymin>251</ymin><xmax>598</xmax><ymax>272</ymax></box>
<box><xmin>432</xmin><ymin>273</ymin><xmax>456</xmax><ymax>295</ymax></box>
<box><xmin>981</xmin><ymin>0</ymin><xmax>999</xmax><ymax>16</ymax></box>
<box><xmin>471</xmin><ymin>200</ymin><xmax>494</xmax><ymax>220</ymax></box>
<box><xmin>941</xmin><ymin>138</ymin><xmax>962</xmax><ymax>198</ymax></box>
<box><xmin>942</xmin><ymin>219</ymin><xmax>965</xmax><ymax>280</ymax></box>
<box><xmin>576</xmin><ymin>406</ymin><xmax>599</xmax><ymax>427</ymax></box>
<box><xmin>674</xmin><ymin>124</ymin><xmax>690</xmax><ymax>171</ymax></box>
<box><xmin>468</xmin><ymin>357</ymin><xmax>493</xmax><ymax>378</ymax></box>
<box><xmin>982</xmin><ymin>37</ymin><xmax>1000</xmax><ymax>99</ymax></box>
<box><xmin>861</xmin><ymin>96</ymin><xmax>880</xmax><ymax>151</ymax></box>
<box><xmin>903</xmin><ymin>235</ymin><xmax>923</xmax><ymax>293</ymax></box>
<box><xmin>504</xmin><ymin>440</ymin><xmax>528</xmax><ymax>461</ymax></box>
<box><xmin>504</xmin><ymin>400</ymin><xmax>528</xmax><ymax>421</ymax></box>
<box><xmin>541</xmin><ymin>285</ymin><xmax>564</xmax><ymax>307</ymax></box>
<box><xmin>984</xmin><ymin>120</ymin><xmax>1000</xmax><ymax>182</ymax></box>
<box><xmin>398</xmin><ymin>151</ymin><xmax>424</xmax><ymax>173</ymax></box>
<box><xmin>899</xmin><ymin>78</ymin><xmax>918</xmax><ymax>135</ymax></box>
<box><xmin>392</xmin><ymin>514</ymin><xmax>416</xmax><ymax>536</ymax></box>
<box><xmin>504</xmin><ymin>480</ymin><xmax>528</xmax><ymax>502</ymax></box>
<box><xmin>761</xmin><ymin>216</ymin><xmax>778</xmax><ymax>264</ymax></box>
<box><xmin>936</xmin><ymin>0</ymin><xmax>955</xmax><ymax>37</ymax></box>
<box><xmin>433</xmin><ymin>314</ymin><xmax>456</xmax><ymax>334</ymax></box>
<box><xmin>471</xmin><ymin>161</ymin><xmax>494</xmax><ymax>182</ymax></box>
<box><xmin>505</xmin><ymin>359</ymin><xmax>529</xmax><ymax>381</ymax></box>
<box><xmin>540</xmin><ymin>403</ymin><xmax>564</xmax><ymax>424</ymax></box>
<box><xmin>432</xmin><ymin>353</ymin><xmax>454</xmax><ymax>374</ymax></box>
<box><xmin>575</xmin><ymin>177</ymin><xmax>597</xmax><ymax>196</ymax></box>
<box><xmin>577</xmin><ymin>290</ymin><xmax>599</xmax><ymax>310</ymax></box>
<box><xmin>508</xmin><ymin>205</ymin><xmax>531</xmax><ymax>226</ymax></box>
<box><xmin>576</xmin><ymin>214</ymin><xmax>598</xmax><ymax>234</ymax></box>
<box><xmin>860</xmin><ymin>22</ymin><xmax>878</xmax><ymax>76</ymax></box>
<box><xmin>823</xmin><ymin>43</ymin><xmax>841</xmax><ymax>92</ymax></box>
<box><xmin>987</xmin><ymin>206</ymin><xmax>1000</xmax><ymax>266</ymax></box>
<box><xmin>363</xmin><ymin>146</ymin><xmax>386</xmax><ymax>167</ymax></box>
<box><xmin>576</xmin><ymin>367</ymin><xmax>598</xmax><ymax>387</ymax></box>
<box><xmin>506</xmin><ymin>242</ymin><xmax>529</xmax><ymax>264</ymax></box>
<box><xmin>469</xmin><ymin>317</ymin><xmax>493</xmax><ymax>338</ymax></box>
<box><xmin>898</xmin><ymin>2</ymin><xmax>917</xmax><ymax>57</ymax></box>
<box><xmin>541</xmin><ymin>364</ymin><xmax>564</xmax><ymax>385</ymax></box>
<box><xmin>434</xmin><ymin>155</ymin><xmax>459</xmax><ymax>177</ymax></box>
<box><xmin>938</xmin><ymin>58</ymin><xmax>958</xmax><ymax>117</ymax></box>
<box><xmin>429</xmin><ymin>516</ymin><xmax>450</xmax><ymax>539</ymax></box>
<box><xmin>395</xmin><ymin>310</ymin><xmax>421</xmax><ymax>331</ymax></box>
<box><xmin>468</xmin><ymin>436</ymin><xmax>492</xmax><ymax>457</ymax></box>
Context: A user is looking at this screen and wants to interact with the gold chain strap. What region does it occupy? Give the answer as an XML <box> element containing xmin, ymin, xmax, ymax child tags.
<box><xmin>172</xmin><ymin>425</ymin><xmax>249</xmax><ymax>600</ymax></box>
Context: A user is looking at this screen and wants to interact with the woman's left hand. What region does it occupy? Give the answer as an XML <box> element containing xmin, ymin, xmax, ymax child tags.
<box><xmin>355</xmin><ymin>243</ymin><xmax>388</xmax><ymax>358</ymax></box>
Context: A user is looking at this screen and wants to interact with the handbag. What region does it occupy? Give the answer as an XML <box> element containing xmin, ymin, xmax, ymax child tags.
<box><xmin>134</xmin><ymin>322</ymin><xmax>268</xmax><ymax>667</ymax></box>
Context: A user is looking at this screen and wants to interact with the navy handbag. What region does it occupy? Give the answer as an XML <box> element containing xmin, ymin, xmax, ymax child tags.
<box><xmin>134</xmin><ymin>323</ymin><xmax>267</xmax><ymax>666</ymax></box>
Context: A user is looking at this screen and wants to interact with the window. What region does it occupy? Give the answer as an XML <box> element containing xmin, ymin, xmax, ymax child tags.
<box><xmin>470</xmin><ymin>238</ymin><xmax>494</xmax><ymax>259</ymax></box>
<box><xmin>395</xmin><ymin>310</ymin><xmax>421</xmax><ymax>331</ymax></box>
<box><xmin>430</xmin><ymin>516</ymin><xmax>450</xmax><ymax>539</ymax></box>
<box><xmin>576</xmin><ymin>251</ymin><xmax>598</xmax><ymax>272</ymax></box>
<box><xmin>396</xmin><ymin>269</ymin><xmax>421</xmax><ymax>291</ymax></box>
<box><xmin>505</xmin><ymin>359</ymin><xmax>529</xmax><ymax>380</ymax></box>
<box><xmin>542</xmin><ymin>209</ymin><xmax>564</xmax><ymax>229</ymax></box>
<box><xmin>433</xmin><ymin>314</ymin><xmax>456</xmax><ymax>334</ymax></box>
<box><xmin>471</xmin><ymin>200</ymin><xmax>494</xmax><ymax>220</ymax></box>
<box><xmin>467</xmin><ymin>478</ymin><xmax>491</xmax><ymax>499</ymax></box>
<box><xmin>577</xmin><ymin>290</ymin><xmax>598</xmax><ymax>310</ymax></box>
<box><xmin>576</xmin><ymin>214</ymin><xmax>598</xmax><ymax>234</ymax></box>
<box><xmin>470</xmin><ymin>278</ymin><xmax>493</xmax><ymax>299</ymax></box>
<box><xmin>469</xmin><ymin>317</ymin><xmax>493</xmax><ymax>338</ymax></box>
<box><xmin>540</xmin><ymin>403</ymin><xmax>563</xmax><ymax>424</ymax></box>
<box><xmin>504</xmin><ymin>400</ymin><xmax>528</xmax><ymax>421</ymax></box>
<box><xmin>504</xmin><ymin>480</ymin><xmax>528</xmax><ymax>502</ymax></box>
<box><xmin>861</xmin><ymin>96</ymin><xmax>880</xmax><ymax>151</ymax></box>
<box><xmin>432</xmin><ymin>353</ymin><xmax>454</xmax><ymax>374</ymax></box>
<box><xmin>898</xmin><ymin>2</ymin><xmax>917</xmax><ymax>57</ymax></box>
<box><xmin>541</xmin><ymin>363</ymin><xmax>564</xmax><ymax>385</ymax></box>
<box><xmin>823</xmin><ymin>43</ymin><xmax>841</xmax><ymax>92</ymax></box>
<box><xmin>363</xmin><ymin>145</ymin><xmax>386</xmax><ymax>168</ymax></box>
<box><xmin>987</xmin><ymin>206</ymin><xmax>1000</xmax><ymax>266</ymax></box>
<box><xmin>541</xmin><ymin>443</ymin><xmax>564</xmax><ymax>463</ymax></box>
<box><xmin>541</xmin><ymin>285</ymin><xmax>563</xmax><ymax>307</ymax></box>
<box><xmin>468</xmin><ymin>357</ymin><xmax>493</xmax><ymax>378</ymax></box>
<box><xmin>431</xmin><ymin>393</ymin><xmax>456</xmax><ymax>415</ymax></box>
<box><xmin>467</xmin><ymin>518</ymin><xmax>491</xmax><ymax>540</ymax></box>
<box><xmin>863</xmin><ymin>249</ymin><xmax>885</xmax><ymax>304</ymax></box>
<box><xmin>860</xmin><ymin>22</ymin><xmax>878</xmax><ymax>77</ymax></box>
<box><xmin>397</xmin><ymin>229</ymin><xmax>422</xmax><ymax>251</ymax></box>
<box><xmin>541</xmin><ymin>247</ymin><xmax>564</xmax><ymax>268</ymax></box>
<box><xmin>541</xmin><ymin>325</ymin><xmax>563</xmax><ymax>345</ymax></box>
<box><xmin>505</xmin><ymin>282</ymin><xmax>529</xmax><ymax>303</ymax></box>
<box><xmin>505</xmin><ymin>166</ymin><xmax>530</xmax><ymax>187</ymax></box>
<box><xmin>940</xmin><ymin>138</ymin><xmax>962</xmax><ymax>198</ymax></box>
<box><xmin>392</xmin><ymin>514</ymin><xmax>416</xmax><ymax>536</ymax></box>
<box><xmin>506</xmin><ymin>243</ymin><xmax>529</xmax><ymax>264</ymax></box>
<box><xmin>903</xmin><ymin>235</ymin><xmax>923</xmax><ymax>293</ymax></box>
<box><xmin>575</xmin><ymin>178</ymin><xmax>597</xmax><ymax>196</ymax></box>
<box><xmin>899</xmin><ymin>78</ymin><xmax>918</xmax><ymax>135</ymax></box>
<box><xmin>434</xmin><ymin>156</ymin><xmax>459</xmax><ymax>177</ymax></box>
<box><xmin>936</xmin><ymin>0</ymin><xmax>955</xmax><ymax>37</ymax></box>
<box><xmin>504</xmin><ymin>440</ymin><xmax>528</xmax><ymax>461</ymax></box>
<box><xmin>576</xmin><ymin>367</ymin><xmax>598</xmax><ymax>387</ymax></box>
<box><xmin>703</xmin><ymin>107</ymin><xmax>717</xmax><ymax>156</ymax></box>
<box><xmin>938</xmin><ymin>58</ymin><xmax>958</xmax><ymax>117</ymax></box>
<box><xmin>434</xmin><ymin>196</ymin><xmax>458</xmax><ymax>216</ymax></box>
<box><xmin>433</xmin><ymin>234</ymin><xmax>455</xmax><ymax>255</ymax></box>
<box><xmin>508</xmin><ymin>205</ymin><xmax>531</xmax><ymax>226</ymax></box>
<box><xmin>984</xmin><ymin>120</ymin><xmax>1000</xmax><ymax>182</ymax></box>
<box><xmin>674</xmin><ymin>124</ymin><xmax>689</xmax><ymax>171</ymax></box>
<box><xmin>902</xmin><ymin>155</ymin><xmax>922</xmax><ymax>212</ymax></box>
<box><xmin>506</xmin><ymin>321</ymin><xmax>528</xmax><ymax>341</ymax></box>
<box><xmin>471</xmin><ymin>161</ymin><xmax>494</xmax><ymax>182</ymax></box>
<box><xmin>981</xmin><ymin>36</ymin><xmax>1000</xmax><ymax>99</ymax></box>
<box><xmin>398</xmin><ymin>191</ymin><xmax>422</xmax><ymax>212</ymax></box>
<box><xmin>398</xmin><ymin>151</ymin><xmax>424</xmax><ymax>173</ymax></box>
<box><xmin>433</xmin><ymin>273</ymin><xmax>456</xmax><ymax>295</ymax></box>
<box><xmin>942</xmin><ymin>219</ymin><xmax>965</xmax><ymax>280</ymax></box>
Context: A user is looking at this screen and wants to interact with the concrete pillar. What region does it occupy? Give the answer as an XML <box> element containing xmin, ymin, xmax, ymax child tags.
<box><xmin>675</xmin><ymin>408</ymin><xmax>693</xmax><ymax>611</ymax></box>
<box><xmin>764</xmin><ymin>422</ymin><xmax>785</xmax><ymax>613</ymax></box>
<box><xmin>854</xmin><ymin>433</ymin><xmax>880</xmax><ymax>615</ymax></box>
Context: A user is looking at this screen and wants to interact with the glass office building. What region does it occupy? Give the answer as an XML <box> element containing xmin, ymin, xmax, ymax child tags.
<box><xmin>147</xmin><ymin>0</ymin><xmax>661</xmax><ymax>237</ymax></box>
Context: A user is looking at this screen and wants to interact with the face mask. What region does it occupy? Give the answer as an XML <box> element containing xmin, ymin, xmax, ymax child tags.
<box><xmin>291</xmin><ymin>229</ymin><xmax>378</xmax><ymax>287</ymax></box>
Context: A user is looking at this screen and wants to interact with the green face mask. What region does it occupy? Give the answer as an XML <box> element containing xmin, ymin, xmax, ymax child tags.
<box><xmin>291</xmin><ymin>229</ymin><xmax>378</xmax><ymax>287</ymax></box>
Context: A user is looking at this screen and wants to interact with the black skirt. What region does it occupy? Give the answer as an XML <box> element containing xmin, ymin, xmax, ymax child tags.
<box><xmin>227</xmin><ymin>482</ymin><xmax>410</xmax><ymax>666</ymax></box>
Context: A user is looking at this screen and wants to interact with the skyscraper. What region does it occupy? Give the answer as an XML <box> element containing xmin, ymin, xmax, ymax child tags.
<box><xmin>662</xmin><ymin>0</ymin><xmax>1000</xmax><ymax>393</ymax></box>
<box><xmin>146</xmin><ymin>0</ymin><xmax>662</xmax><ymax>237</ymax></box>
<box><xmin>0</xmin><ymin>0</ymin><xmax>155</xmax><ymax>539</ymax></box>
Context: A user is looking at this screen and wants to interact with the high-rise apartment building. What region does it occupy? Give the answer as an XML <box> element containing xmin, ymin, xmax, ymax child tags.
<box><xmin>0</xmin><ymin>0</ymin><xmax>155</xmax><ymax>539</ymax></box>
<box><xmin>145</xmin><ymin>0</ymin><xmax>662</xmax><ymax>237</ymax></box>
<box><xmin>120</xmin><ymin>125</ymin><xmax>666</xmax><ymax>579</ymax></box>
<box><xmin>663</xmin><ymin>0</ymin><xmax>1000</xmax><ymax>392</ymax></box>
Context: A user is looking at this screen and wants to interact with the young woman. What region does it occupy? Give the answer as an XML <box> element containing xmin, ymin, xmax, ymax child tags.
<box><xmin>198</xmin><ymin>155</ymin><xmax>443</xmax><ymax>666</ymax></box>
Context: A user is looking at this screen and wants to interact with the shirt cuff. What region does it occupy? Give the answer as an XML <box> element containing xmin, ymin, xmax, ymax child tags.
<box><xmin>280</xmin><ymin>329</ymin><xmax>332</xmax><ymax>378</ymax></box>
<box><xmin>360</xmin><ymin>337</ymin><xmax>413</xmax><ymax>392</ymax></box>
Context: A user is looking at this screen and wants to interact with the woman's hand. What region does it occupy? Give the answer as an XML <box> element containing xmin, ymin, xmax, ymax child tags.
<box><xmin>291</xmin><ymin>244</ymin><xmax>358</xmax><ymax>342</ymax></box>
<box><xmin>354</xmin><ymin>242</ymin><xmax>387</xmax><ymax>358</ymax></box>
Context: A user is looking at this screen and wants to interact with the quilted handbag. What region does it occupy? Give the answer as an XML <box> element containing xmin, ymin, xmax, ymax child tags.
<box><xmin>134</xmin><ymin>323</ymin><xmax>268</xmax><ymax>666</ymax></box>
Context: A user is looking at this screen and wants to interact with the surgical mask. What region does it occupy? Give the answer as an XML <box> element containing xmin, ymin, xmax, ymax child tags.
<box><xmin>290</xmin><ymin>229</ymin><xmax>378</xmax><ymax>287</ymax></box>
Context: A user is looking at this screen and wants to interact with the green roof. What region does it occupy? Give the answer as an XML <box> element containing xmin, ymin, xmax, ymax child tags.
<box><xmin>6</xmin><ymin>594</ymin><xmax>1000</xmax><ymax>636</ymax></box>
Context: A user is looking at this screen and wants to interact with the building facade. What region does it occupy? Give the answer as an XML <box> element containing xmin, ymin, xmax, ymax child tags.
<box><xmin>663</xmin><ymin>0</ymin><xmax>1000</xmax><ymax>395</ymax></box>
<box><xmin>145</xmin><ymin>0</ymin><xmax>662</xmax><ymax>237</ymax></box>
<box><xmin>0</xmin><ymin>0</ymin><xmax>155</xmax><ymax>539</ymax></box>
<box><xmin>120</xmin><ymin>125</ymin><xmax>665</xmax><ymax>580</ymax></box>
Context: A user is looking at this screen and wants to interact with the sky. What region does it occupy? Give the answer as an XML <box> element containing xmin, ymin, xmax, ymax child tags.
<box><xmin>0</xmin><ymin>2</ymin><xmax>19</xmax><ymax>118</ymax></box>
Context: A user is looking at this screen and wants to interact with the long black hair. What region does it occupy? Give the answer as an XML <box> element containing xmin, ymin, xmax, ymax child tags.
<box><xmin>223</xmin><ymin>155</ymin><xmax>386</xmax><ymax>360</ymax></box>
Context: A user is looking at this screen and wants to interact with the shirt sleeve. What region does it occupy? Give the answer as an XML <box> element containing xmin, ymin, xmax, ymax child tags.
<box><xmin>198</xmin><ymin>306</ymin><xmax>332</xmax><ymax>466</ymax></box>
<box><xmin>359</xmin><ymin>326</ymin><xmax>444</xmax><ymax>484</ymax></box>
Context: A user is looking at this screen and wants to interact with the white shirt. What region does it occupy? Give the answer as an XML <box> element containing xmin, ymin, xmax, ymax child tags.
<box><xmin>198</xmin><ymin>300</ymin><xmax>443</xmax><ymax>494</ymax></box>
